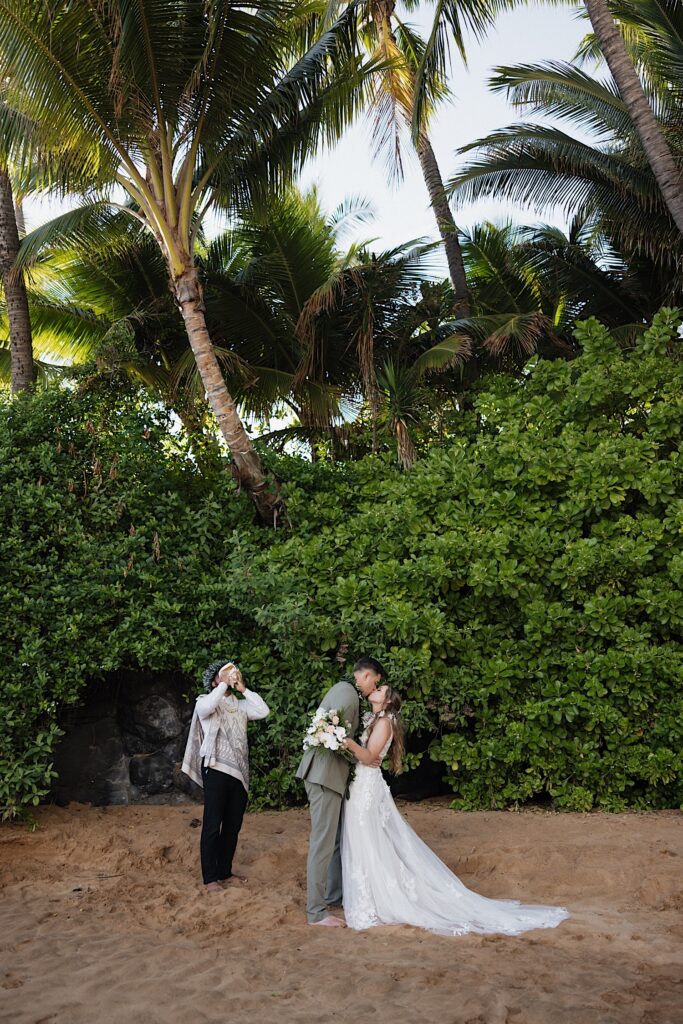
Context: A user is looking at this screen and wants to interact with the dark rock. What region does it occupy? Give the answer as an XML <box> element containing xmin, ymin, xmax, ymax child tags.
<box><xmin>129</xmin><ymin>752</ymin><xmax>175</xmax><ymax>794</ymax></box>
<box><xmin>120</xmin><ymin>693</ymin><xmax>188</xmax><ymax>748</ymax></box>
<box><xmin>51</xmin><ymin>670</ymin><xmax>196</xmax><ymax>807</ymax></box>
<box><xmin>52</xmin><ymin>699</ymin><xmax>130</xmax><ymax>806</ymax></box>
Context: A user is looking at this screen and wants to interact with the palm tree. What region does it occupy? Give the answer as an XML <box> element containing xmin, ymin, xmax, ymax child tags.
<box><xmin>361</xmin><ymin>213</ymin><xmax>659</xmax><ymax>466</ymax></box>
<box><xmin>0</xmin><ymin>164</ymin><xmax>34</xmax><ymax>393</ymax></box>
<box><xmin>327</xmin><ymin>0</ymin><xmax>518</xmax><ymax>314</ymax></box>
<box><xmin>10</xmin><ymin>206</ymin><xmax>220</xmax><ymax>454</ymax></box>
<box><xmin>14</xmin><ymin>190</ymin><xmax>369</xmax><ymax>436</ymax></box>
<box><xmin>0</xmin><ymin>96</ymin><xmax>109</xmax><ymax>393</ymax></box>
<box><xmin>0</xmin><ymin>0</ymin><xmax>376</xmax><ymax>522</ymax></box>
<box><xmin>446</xmin><ymin>60</ymin><xmax>683</xmax><ymax>305</ymax></box>
<box><xmin>17</xmin><ymin>185</ymin><xmax>465</xmax><ymax>463</ymax></box>
<box><xmin>294</xmin><ymin>234</ymin><xmax>471</xmax><ymax>459</ymax></box>
<box><xmin>376</xmin><ymin>324</ymin><xmax>470</xmax><ymax>468</ymax></box>
<box><xmin>443</xmin><ymin>219</ymin><xmax>655</xmax><ymax>360</ymax></box>
<box><xmin>197</xmin><ymin>188</ymin><xmax>370</xmax><ymax>432</ymax></box>
<box><xmin>574</xmin><ymin>0</ymin><xmax>683</xmax><ymax>93</ymax></box>
<box><xmin>580</xmin><ymin>0</ymin><xmax>683</xmax><ymax>233</ymax></box>
<box><xmin>418</xmin><ymin>0</ymin><xmax>683</xmax><ymax>231</ymax></box>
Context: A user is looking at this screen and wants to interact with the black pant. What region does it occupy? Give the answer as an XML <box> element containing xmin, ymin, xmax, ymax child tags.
<box><xmin>200</xmin><ymin>767</ymin><xmax>248</xmax><ymax>884</ymax></box>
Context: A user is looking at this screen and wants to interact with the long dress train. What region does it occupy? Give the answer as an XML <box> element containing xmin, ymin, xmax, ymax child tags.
<box><xmin>341</xmin><ymin>725</ymin><xmax>569</xmax><ymax>936</ymax></box>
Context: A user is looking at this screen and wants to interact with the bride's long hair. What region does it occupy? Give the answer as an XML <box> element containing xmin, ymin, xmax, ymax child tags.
<box><xmin>368</xmin><ymin>686</ymin><xmax>405</xmax><ymax>775</ymax></box>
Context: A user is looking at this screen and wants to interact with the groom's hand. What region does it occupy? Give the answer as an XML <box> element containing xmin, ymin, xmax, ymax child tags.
<box><xmin>369</xmin><ymin>754</ymin><xmax>382</xmax><ymax>768</ymax></box>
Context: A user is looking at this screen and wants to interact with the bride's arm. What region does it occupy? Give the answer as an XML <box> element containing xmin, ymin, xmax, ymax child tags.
<box><xmin>343</xmin><ymin>718</ymin><xmax>391</xmax><ymax>766</ymax></box>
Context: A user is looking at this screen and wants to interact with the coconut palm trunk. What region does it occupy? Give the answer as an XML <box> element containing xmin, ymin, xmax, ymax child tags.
<box><xmin>416</xmin><ymin>134</ymin><xmax>470</xmax><ymax>315</ymax></box>
<box><xmin>0</xmin><ymin>168</ymin><xmax>34</xmax><ymax>394</ymax></box>
<box><xmin>374</xmin><ymin>1</ymin><xmax>471</xmax><ymax>314</ymax></box>
<box><xmin>583</xmin><ymin>0</ymin><xmax>683</xmax><ymax>233</ymax></box>
<box><xmin>0</xmin><ymin>0</ymin><xmax>377</xmax><ymax>524</ymax></box>
<box><xmin>172</xmin><ymin>265</ymin><xmax>281</xmax><ymax>522</ymax></box>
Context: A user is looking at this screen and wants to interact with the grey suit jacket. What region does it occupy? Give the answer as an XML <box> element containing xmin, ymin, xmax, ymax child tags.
<box><xmin>295</xmin><ymin>680</ymin><xmax>360</xmax><ymax>796</ymax></box>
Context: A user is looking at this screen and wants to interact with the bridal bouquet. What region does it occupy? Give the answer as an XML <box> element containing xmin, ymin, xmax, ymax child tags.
<box><xmin>302</xmin><ymin>707</ymin><xmax>351</xmax><ymax>752</ymax></box>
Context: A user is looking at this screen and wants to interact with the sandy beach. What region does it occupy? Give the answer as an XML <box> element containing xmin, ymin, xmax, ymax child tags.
<box><xmin>1</xmin><ymin>802</ymin><xmax>681</xmax><ymax>1024</ymax></box>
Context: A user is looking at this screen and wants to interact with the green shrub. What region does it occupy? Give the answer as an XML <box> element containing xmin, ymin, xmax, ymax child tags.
<box><xmin>1</xmin><ymin>309</ymin><xmax>681</xmax><ymax>818</ymax></box>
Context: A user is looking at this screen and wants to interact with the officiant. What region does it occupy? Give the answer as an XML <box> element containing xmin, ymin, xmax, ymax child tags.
<box><xmin>182</xmin><ymin>659</ymin><xmax>269</xmax><ymax>892</ymax></box>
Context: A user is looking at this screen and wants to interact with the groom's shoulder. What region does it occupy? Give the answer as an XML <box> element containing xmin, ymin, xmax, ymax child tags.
<box><xmin>324</xmin><ymin>678</ymin><xmax>358</xmax><ymax>700</ymax></box>
<box><xmin>337</xmin><ymin>676</ymin><xmax>357</xmax><ymax>693</ymax></box>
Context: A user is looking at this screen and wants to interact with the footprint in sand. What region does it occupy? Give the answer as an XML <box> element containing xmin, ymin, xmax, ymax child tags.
<box><xmin>1</xmin><ymin>973</ymin><xmax>24</xmax><ymax>990</ymax></box>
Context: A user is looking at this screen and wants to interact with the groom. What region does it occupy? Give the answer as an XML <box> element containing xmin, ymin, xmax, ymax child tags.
<box><xmin>296</xmin><ymin>656</ymin><xmax>385</xmax><ymax>927</ymax></box>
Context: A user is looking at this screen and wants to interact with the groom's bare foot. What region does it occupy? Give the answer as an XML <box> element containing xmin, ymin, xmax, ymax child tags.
<box><xmin>310</xmin><ymin>915</ymin><xmax>345</xmax><ymax>927</ymax></box>
<box><xmin>204</xmin><ymin>882</ymin><xmax>223</xmax><ymax>893</ymax></box>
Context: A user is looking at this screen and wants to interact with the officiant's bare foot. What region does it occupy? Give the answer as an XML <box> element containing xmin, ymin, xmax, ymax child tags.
<box><xmin>204</xmin><ymin>882</ymin><xmax>223</xmax><ymax>894</ymax></box>
<box><xmin>219</xmin><ymin>874</ymin><xmax>247</xmax><ymax>886</ymax></box>
<box><xmin>310</xmin><ymin>915</ymin><xmax>345</xmax><ymax>927</ymax></box>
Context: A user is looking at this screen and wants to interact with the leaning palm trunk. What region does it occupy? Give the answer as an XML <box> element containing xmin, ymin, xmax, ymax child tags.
<box><xmin>0</xmin><ymin>1</ymin><xmax>376</xmax><ymax>525</ymax></box>
<box><xmin>416</xmin><ymin>135</ymin><xmax>471</xmax><ymax>315</ymax></box>
<box><xmin>583</xmin><ymin>0</ymin><xmax>683</xmax><ymax>234</ymax></box>
<box><xmin>0</xmin><ymin>169</ymin><xmax>34</xmax><ymax>394</ymax></box>
<box><xmin>172</xmin><ymin>266</ymin><xmax>281</xmax><ymax>522</ymax></box>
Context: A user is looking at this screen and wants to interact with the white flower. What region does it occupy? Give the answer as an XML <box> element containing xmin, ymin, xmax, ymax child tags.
<box><xmin>303</xmin><ymin>707</ymin><xmax>349</xmax><ymax>752</ymax></box>
<box><xmin>677</xmin><ymin>323</ymin><xmax>683</xmax><ymax>339</ymax></box>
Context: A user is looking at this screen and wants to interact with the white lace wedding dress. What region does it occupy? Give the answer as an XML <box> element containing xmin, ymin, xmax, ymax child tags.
<box><xmin>341</xmin><ymin>723</ymin><xmax>569</xmax><ymax>936</ymax></box>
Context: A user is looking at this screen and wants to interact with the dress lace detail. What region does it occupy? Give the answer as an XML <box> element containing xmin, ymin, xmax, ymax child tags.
<box><xmin>341</xmin><ymin>731</ymin><xmax>569</xmax><ymax>937</ymax></box>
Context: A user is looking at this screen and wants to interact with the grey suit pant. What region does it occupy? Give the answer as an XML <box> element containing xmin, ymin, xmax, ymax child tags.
<box><xmin>304</xmin><ymin>780</ymin><xmax>344</xmax><ymax>923</ymax></box>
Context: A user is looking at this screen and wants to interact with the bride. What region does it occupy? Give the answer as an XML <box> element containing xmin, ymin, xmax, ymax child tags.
<box><xmin>341</xmin><ymin>685</ymin><xmax>569</xmax><ymax>936</ymax></box>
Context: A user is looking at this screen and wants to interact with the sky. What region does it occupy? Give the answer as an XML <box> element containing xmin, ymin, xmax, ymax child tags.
<box><xmin>24</xmin><ymin>2</ymin><xmax>589</xmax><ymax>257</ymax></box>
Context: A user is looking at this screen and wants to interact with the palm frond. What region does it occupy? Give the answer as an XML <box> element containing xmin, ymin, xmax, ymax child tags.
<box><xmin>16</xmin><ymin>202</ymin><xmax>124</xmax><ymax>271</ymax></box>
<box><xmin>488</xmin><ymin>61</ymin><xmax>637</xmax><ymax>137</ymax></box>
<box><xmin>411</xmin><ymin>332</ymin><xmax>472</xmax><ymax>377</ymax></box>
<box><xmin>449</xmin><ymin>123</ymin><xmax>681</xmax><ymax>265</ymax></box>
<box><xmin>327</xmin><ymin>194</ymin><xmax>376</xmax><ymax>239</ymax></box>
<box><xmin>412</xmin><ymin>0</ymin><xmax>515</xmax><ymax>136</ymax></box>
